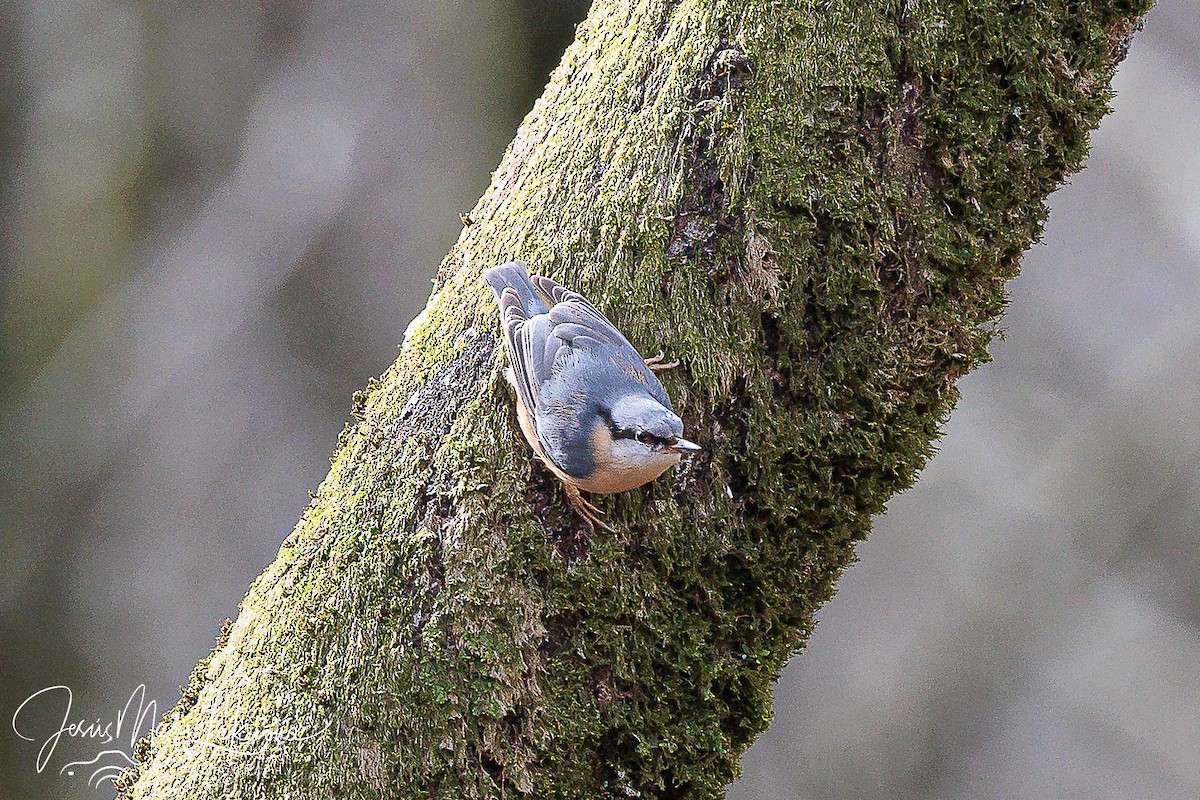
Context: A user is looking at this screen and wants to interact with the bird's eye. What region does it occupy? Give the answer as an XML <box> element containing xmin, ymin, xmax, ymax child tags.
<box><xmin>636</xmin><ymin>432</ymin><xmax>656</xmax><ymax>445</ymax></box>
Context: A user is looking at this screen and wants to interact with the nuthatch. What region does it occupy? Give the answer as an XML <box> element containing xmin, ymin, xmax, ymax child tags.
<box><xmin>484</xmin><ymin>261</ymin><xmax>700</xmax><ymax>531</ymax></box>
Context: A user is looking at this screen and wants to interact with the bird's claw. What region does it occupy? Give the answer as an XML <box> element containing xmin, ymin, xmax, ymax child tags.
<box><xmin>562</xmin><ymin>482</ymin><xmax>615</xmax><ymax>533</ymax></box>
<box><xmin>644</xmin><ymin>351</ymin><xmax>679</xmax><ymax>372</ymax></box>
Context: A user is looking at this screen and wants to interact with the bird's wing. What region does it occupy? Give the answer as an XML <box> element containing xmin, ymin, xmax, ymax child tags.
<box><xmin>504</xmin><ymin>275</ymin><xmax>672</xmax><ymax>420</ymax></box>
<box><xmin>531</xmin><ymin>275</ymin><xmax>631</xmax><ymax>350</ymax></box>
<box><xmin>498</xmin><ymin>287</ymin><xmax>544</xmax><ymax>418</ymax></box>
<box><xmin>501</xmin><ymin>285</ymin><xmax>587</xmax><ymax>419</ymax></box>
<box><xmin>532</xmin><ymin>274</ymin><xmax>672</xmax><ymax>409</ymax></box>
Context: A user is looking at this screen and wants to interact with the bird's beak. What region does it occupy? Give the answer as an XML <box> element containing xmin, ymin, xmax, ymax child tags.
<box><xmin>667</xmin><ymin>437</ymin><xmax>702</xmax><ymax>454</ymax></box>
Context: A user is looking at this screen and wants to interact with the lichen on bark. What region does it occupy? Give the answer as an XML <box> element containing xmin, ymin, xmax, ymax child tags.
<box><xmin>117</xmin><ymin>1</ymin><xmax>1151</xmax><ymax>798</ymax></box>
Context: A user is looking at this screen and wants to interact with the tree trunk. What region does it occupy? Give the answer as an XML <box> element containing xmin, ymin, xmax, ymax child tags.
<box><xmin>116</xmin><ymin>1</ymin><xmax>1151</xmax><ymax>797</ymax></box>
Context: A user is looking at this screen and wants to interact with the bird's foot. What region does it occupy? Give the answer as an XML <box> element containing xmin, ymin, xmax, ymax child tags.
<box><xmin>644</xmin><ymin>351</ymin><xmax>679</xmax><ymax>372</ymax></box>
<box><xmin>562</xmin><ymin>482</ymin><xmax>615</xmax><ymax>533</ymax></box>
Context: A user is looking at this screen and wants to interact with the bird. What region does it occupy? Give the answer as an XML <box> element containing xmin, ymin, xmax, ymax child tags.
<box><xmin>484</xmin><ymin>260</ymin><xmax>700</xmax><ymax>531</ymax></box>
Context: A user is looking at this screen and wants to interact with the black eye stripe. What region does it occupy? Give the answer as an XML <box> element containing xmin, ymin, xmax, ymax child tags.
<box><xmin>607</xmin><ymin>426</ymin><xmax>667</xmax><ymax>445</ymax></box>
<box><xmin>601</xmin><ymin>408</ymin><xmax>670</xmax><ymax>446</ymax></box>
<box><xmin>601</xmin><ymin>410</ymin><xmax>635</xmax><ymax>440</ymax></box>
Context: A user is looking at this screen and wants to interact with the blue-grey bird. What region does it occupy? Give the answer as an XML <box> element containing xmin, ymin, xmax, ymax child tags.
<box><xmin>484</xmin><ymin>260</ymin><xmax>700</xmax><ymax>530</ymax></box>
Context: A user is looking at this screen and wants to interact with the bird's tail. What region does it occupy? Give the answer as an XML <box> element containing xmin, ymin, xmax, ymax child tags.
<box><xmin>484</xmin><ymin>260</ymin><xmax>549</xmax><ymax>317</ymax></box>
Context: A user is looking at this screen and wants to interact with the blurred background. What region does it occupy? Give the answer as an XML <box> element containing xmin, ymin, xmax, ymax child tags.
<box><xmin>0</xmin><ymin>2</ymin><xmax>1195</xmax><ymax>798</ymax></box>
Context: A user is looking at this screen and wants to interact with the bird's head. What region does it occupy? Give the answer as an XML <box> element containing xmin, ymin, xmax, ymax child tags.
<box><xmin>603</xmin><ymin>394</ymin><xmax>701</xmax><ymax>471</ymax></box>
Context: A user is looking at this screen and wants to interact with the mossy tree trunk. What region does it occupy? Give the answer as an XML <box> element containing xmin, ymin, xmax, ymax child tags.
<box><xmin>117</xmin><ymin>1</ymin><xmax>1150</xmax><ymax>797</ymax></box>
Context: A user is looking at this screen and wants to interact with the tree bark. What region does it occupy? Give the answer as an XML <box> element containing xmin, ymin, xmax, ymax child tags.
<box><xmin>117</xmin><ymin>1</ymin><xmax>1151</xmax><ymax>797</ymax></box>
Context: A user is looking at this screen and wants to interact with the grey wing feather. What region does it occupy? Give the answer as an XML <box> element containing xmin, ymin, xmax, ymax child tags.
<box><xmin>498</xmin><ymin>288</ymin><xmax>541</xmax><ymax>417</ymax></box>
<box><xmin>532</xmin><ymin>274</ymin><xmax>633</xmax><ymax>350</ymax></box>
<box><xmin>500</xmin><ymin>286</ymin><xmax>572</xmax><ymax>418</ymax></box>
<box><xmin>532</xmin><ymin>274</ymin><xmax>672</xmax><ymax>410</ymax></box>
<box><xmin>529</xmin><ymin>315</ymin><xmax>563</xmax><ymax>388</ymax></box>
